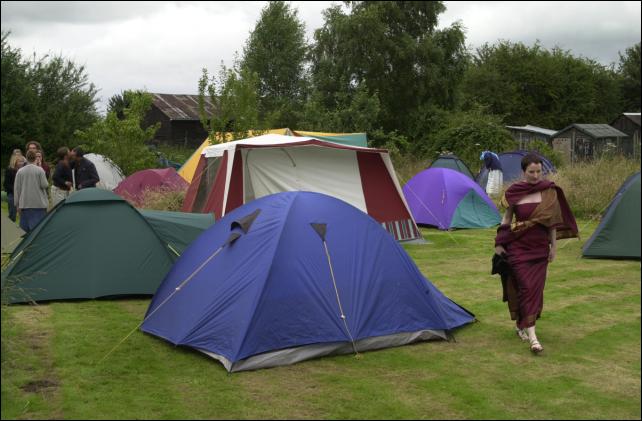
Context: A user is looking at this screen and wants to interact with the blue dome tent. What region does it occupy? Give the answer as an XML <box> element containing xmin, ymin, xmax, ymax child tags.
<box><xmin>141</xmin><ymin>192</ymin><xmax>474</xmax><ymax>372</ymax></box>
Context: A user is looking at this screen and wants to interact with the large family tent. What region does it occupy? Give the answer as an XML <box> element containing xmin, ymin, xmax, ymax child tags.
<box><xmin>139</xmin><ymin>209</ymin><xmax>215</xmax><ymax>256</ymax></box>
<box><xmin>1</xmin><ymin>209</ymin><xmax>24</xmax><ymax>255</ymax></box>
<box><xmin>178</xmin><ymin>130</ymin><xmax>369</xmax><ymax>183</ymax></box>
<box><xmin>182</xmin><ymin>134</ymin><xmax>421</xmax><ymax>241</ymax></box>
<box><xmin>114</xmin><ymin>168</ymin><xmax>189</xmax><ymax>205</ymax></box>
<box><xmin>141</xmin><ymin>191</ymin><xmax>475</xmax><ymax>372</ymax></box>
<box><xmin>582</xmin><ymin>172</ymin><xmax>640</xmax><ymax>259</ymax></box>
<box><xmin>1</xmin><ymin>189</ymin><xmax>175</xmax><ymax>303</ymax></box>
<box><xmin>177</xmin><ymin>129</ymin><xmax>292</xmax><ymax>183</ymax></box>
<box><xmin>403</xmin><ymin>168</ymin><xmax>501</xmax><ymax>230</ymax></box>
<box><xmin>84</xmin><ymin>153</ymin><xmax>125</xmax><ymax>190</ymax></box>
<box><xmin>428</xmin><ymin>154</ymin><xmax>475</xmax><ymax>180</ymax></box>
<box><xmin>475</xmin><ymin>150</ymin><xmax>556</xmax><ymax>187</ymax></box>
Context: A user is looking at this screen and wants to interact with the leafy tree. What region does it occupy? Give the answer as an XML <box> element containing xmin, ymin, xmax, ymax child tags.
<box><xmin>310</xmin><ymin>2</ymin><xmax>468</xmax><ymax>135</ymax></box>
<box><xmin>242</xmin><ymin>1</ymin><xmax>308</xmax><ymax>127</ymax></box>
<box><xmin>427</xmin><ymin>107</ymin><xmax>517</xmax><ymax>171</ymax></box>
<box><xmin>300</xmin><ymin>83</ymin><xmax>380</xmax><ymax>133</ymax></box>
<box><xmin>107</xmin><ymin>90</ymin><xmax>146</xmax><ymax>120</ymax></box>
<box><xmin>618</xmin><ymin>42</ymin><xmax>641</xmax><ymax>111</ymax></box>
<box><xmin>198</xmin><ymin>60</ymin><xmax>263</xmax><ymax>143</ymax></box>
<box><xmin>1</xmin><ymin>31</ymin><xmax>99</xmax><ymax>159</ymax></box>
<box><xmin>1</xmin><ymin>31</ymin><xmax>36</xmax><ymax>159</ymax></box>
<box><xmin>75</xmin><ymin>92</ymin><xmax>158</xmax><ymax>176</ymax></box>
<box><xmin>461</xmin><ymin>41</ymin><xmax>622</xmax><ymax>129</ymax></box>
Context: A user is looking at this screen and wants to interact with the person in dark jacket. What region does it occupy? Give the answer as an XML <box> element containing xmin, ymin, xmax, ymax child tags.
<box><xmin>51</xmin><ymin>146</ymin><xmax>73</xmax><ymax>206</ymax></box>
<box><xmin>4</xmin><ymin>150</ymin><xmax>26</xmax><ymax>222</ymax></box>
<box><xmin>70</xmin><ymin>147</ymin><xmax>100</xmax><ymax>190</ymax></box>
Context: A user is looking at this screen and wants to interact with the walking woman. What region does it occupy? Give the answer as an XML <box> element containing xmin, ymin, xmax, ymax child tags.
<box><xmin>494</xmin><ymin>153</ymin><xmax>578</xmax><ymax>353</ymax></box>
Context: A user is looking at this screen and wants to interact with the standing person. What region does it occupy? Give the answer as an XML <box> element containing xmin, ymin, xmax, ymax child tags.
<box><xmin>4</xmin><ymin>151</ymin><xmax>26</xmax><ymax>222</ymax></box>
<box><xmin>34</xmin><ymin>150</ymin><xmax>51</xmax><ymax>180</ymax></box>
<box><xmin>480</xmin><ymin>151</ymin><xmax>503</xmax><ymax>197</ymax></box>
<box><xmin>494</xmin><ymin>153</ymin><xmax>578</xmax><ymax>354</ymax></box>
<box><xmin>70</xmin><ymin>147</ymin><xmax>99</xmax><ymax>190</ymax></box>
<box><xmin>51</xmin><ymin>147</ymin><xmax>73</xmax><ymax>206</ymax></box>
<box><xmin>14</xmin><ymin>150</ymin><xmax>49</xmax><ymax>233</ymax></box>
<box><xmin>26</xmin><ymin>141</ymin><xmax>50</xmax><ymax>179</ymax></box>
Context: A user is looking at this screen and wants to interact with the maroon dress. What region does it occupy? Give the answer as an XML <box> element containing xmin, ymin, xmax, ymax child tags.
<box><xmin>507</xmin><ymin>202</ymin><xmax>550</xmax><ymax>329</ymax></box>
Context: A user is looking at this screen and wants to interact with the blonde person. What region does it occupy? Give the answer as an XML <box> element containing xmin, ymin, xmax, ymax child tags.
<box><xmin>51</xmin><ymin>147</ymin><xmax>73</xmax><ymax>206</ymax></box>
<box><xmin>4</xmin><ymin>151</ymin><xmax>26</xmax><ymax>222</ymax></box>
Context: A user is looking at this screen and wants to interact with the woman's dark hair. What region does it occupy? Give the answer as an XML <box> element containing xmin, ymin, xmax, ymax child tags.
<box><xmin>521</xmin><ymin>153</ymin><xmax>543</xmax><ymax>171</ymax></box>
<box><xmin>57</xmin><ymin>146</ymin><xmax>69</xmax><ymax>161</ymax></box>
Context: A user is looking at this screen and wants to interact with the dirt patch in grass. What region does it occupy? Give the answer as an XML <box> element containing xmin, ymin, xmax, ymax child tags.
<box><xmin>4</xmin><ymin>305</ymin><xmax>64</xmax><ymax>418</ymax></box>
<box><xmin>20</xmin><ymin>379</ymin><xmax>59</xmax><ymax>394</ymax></box>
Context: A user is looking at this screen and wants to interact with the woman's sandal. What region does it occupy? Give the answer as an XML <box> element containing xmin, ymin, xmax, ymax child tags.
<box><xmin>530</xmin><ymin>338</ymin><xmax>544</xmax><ymax>354</ymax></box>
<box><xmin>515</xmin><ymin>327</ymin><xmax>529</xmax><ymax>341</ymax></box>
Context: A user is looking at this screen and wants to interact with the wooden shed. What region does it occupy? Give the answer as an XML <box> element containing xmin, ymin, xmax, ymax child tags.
<box><xmin>610</xmin><ymin>113</ymin><xmax>641</xmax><ymax>159</ymax></box>
<box><xmin>505</xmin><ymin>125</ymin><xmax>557</xmax><ymax>149</ymax></box>
<box><xmin>550</xmin><ymin>124</ymin><xmax>629</xmax><ymax>162</ymax></box>
<box><xmin>143</xmin><ymin>94</ymin><xmax>215</xmax><ymax>148</ymax></box>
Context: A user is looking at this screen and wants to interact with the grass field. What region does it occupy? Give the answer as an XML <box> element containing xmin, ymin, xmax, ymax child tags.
<box><xmin>1</xmin><ymin>221</ymin><xmax>640</xmax><ymax>419</ymax></box>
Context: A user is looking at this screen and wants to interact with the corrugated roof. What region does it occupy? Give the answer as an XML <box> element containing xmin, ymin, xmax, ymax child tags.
<box><xmin>151</xmin><ymin>93</ymin><xmax>215</xmax><ymax>120</ymax></box>
<box><xmin>553</xmin><ymin>124</ymin><xmax>628</xmax><ymax>139</ymax></box>
<box><xmin>623</xmin><ymin>113</ymin><xmax>641</xmax><ymax>126</ymax></box>
<box><xmin>506</xmin><ymin>125</ymin><xmax>557</xmax><ymax>136</ymax></box>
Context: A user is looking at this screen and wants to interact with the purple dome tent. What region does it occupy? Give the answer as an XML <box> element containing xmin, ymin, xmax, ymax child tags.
<box><xmin>403</xmin><ymin>168</ymin><xmax>501</xmax><ymax>230</ymax></box>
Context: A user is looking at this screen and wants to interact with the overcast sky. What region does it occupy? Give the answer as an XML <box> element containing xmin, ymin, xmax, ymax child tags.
<box><xmin>2</xmin><ymin>1</ymin><xmax>640</xmax><ymax>114</ymax></box>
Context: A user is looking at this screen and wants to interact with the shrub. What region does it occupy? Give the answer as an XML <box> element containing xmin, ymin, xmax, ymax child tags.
<box><xmin>136</xmin><ymin>189</ymin><xmax>186</xmax><ymax>212</ymax></box>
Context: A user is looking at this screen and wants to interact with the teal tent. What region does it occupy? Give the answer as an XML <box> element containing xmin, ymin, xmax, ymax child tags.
<box><xmin>2</xmin><ymin>189</ymin><xmax>176</xmax><ymax>303</ymax></box>
<box><xmin>583</xmin><ymin>172</ymin><xmax>640</xmax><ymax>260</ymax></box>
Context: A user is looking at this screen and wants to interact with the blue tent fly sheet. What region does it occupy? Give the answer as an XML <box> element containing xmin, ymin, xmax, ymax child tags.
<box><xmin>141</xmin><ymin>191</ymin><xmax>474</xmax><ymax>372</ymax></box>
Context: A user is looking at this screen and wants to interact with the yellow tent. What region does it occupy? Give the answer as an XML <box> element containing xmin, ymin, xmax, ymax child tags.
<box><xmin>178</xmin><ymin>128</ymin><xmax>292</xmax><ymax>183</ymax></box>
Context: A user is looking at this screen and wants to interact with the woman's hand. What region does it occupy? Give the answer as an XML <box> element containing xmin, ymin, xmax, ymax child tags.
<box><xmin>495</xmin><ymin>245</ymin><xmax>506</xmax><ymax>255</ymax></box>
<box><xmin>548</xmin><ymin>246</ymin><xmax>556</xmax><ymax>262</ymax></box>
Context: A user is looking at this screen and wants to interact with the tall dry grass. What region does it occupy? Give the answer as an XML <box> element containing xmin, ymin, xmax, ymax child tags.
<box><xmin>393</xmin><ymin>154</ymin><xmax>640</xmax><ymax>219</ymax></box>
<box><xmin>135</xmin><ymin>189</ymin><xmax>186</xmax><ymax>211</ymax></box>
<box><xmin>548</xmin><ymin>156</ymin><xmax>640</xmax><ymax>218</ymax></box>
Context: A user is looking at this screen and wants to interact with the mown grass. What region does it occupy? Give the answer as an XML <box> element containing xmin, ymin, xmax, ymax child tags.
<box><xmin>1</xmin><ymin>220</ymin><xmax>639</xmax><ymax>419</ymax></box>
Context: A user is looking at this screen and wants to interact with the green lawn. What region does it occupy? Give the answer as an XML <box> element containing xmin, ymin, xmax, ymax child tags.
<box><xmin>1</xmin><ymin>220</ymin><xmax>640</xmax><ymax>419</ymax></box>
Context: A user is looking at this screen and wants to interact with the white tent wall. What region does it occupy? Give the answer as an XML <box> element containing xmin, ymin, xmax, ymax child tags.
<box><xmin>190</xmin><ymin>134</ymin><xmax>421</xmax><ymax>241</ymax></box>
<box><xmin>241</xmin><ymin>146</ymin><xmax>368</xmax><ymax>212</ymax></box>
<box><xmin>84</xmin><ymin>153</ymin><xmax>125</xmax><ymax>191</ymax></box>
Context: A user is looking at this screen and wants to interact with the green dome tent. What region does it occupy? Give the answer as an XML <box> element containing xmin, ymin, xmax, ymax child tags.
<box><xmin>429</xmin><ymin>154</ymin><xmax>475</xmax><ymax>180</ymax></box>
<box><xmin>582</xmin><ymin>172</ymin><xmax>640</xmax><ymax>260</ymax></box>
<box><xmin>138</xmin><ymin>209</ymin><xmax>214</xmax><ymax>256</ymax></box>
<box><xmin>1</xmin><ymin>189</ymin><xmax>203</xmax><ymax>303</ymax></box>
